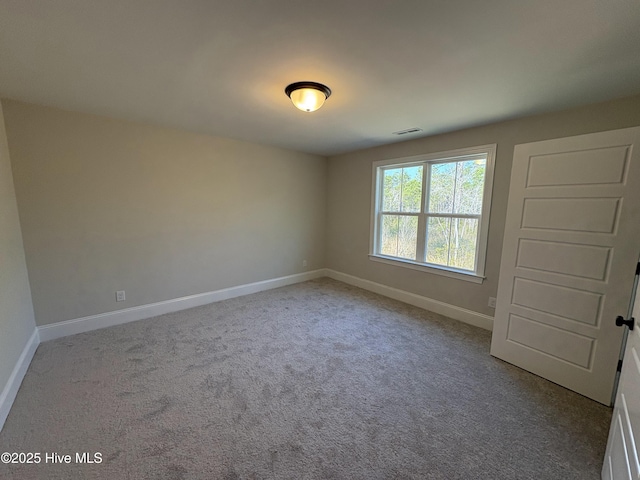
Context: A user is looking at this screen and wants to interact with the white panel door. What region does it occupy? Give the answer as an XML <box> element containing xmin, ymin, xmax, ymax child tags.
<box><xmin>602</xmin><ymin>281</ymin><xmax>640</xmax><ymax>480</ymax></box>
<box><xmin>490</xmin><ymin>126</ymin><xmax>640</xmax><ymax>405</ymax></box>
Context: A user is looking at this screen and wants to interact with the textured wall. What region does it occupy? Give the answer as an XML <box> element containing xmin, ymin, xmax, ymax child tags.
<box><xmin>0</xmin><ymin>101</ymin><xmax>36</xmax><ymax>389</ymax></box>
<box><xmin>326</xmin><ymin>94</ymin><xmax>640</xmax><ymax>317</ymax></box>
<box><xmin>3</xmin><ymin>100</ymin><xmax>326</xmax><ymax>326</ymax></box>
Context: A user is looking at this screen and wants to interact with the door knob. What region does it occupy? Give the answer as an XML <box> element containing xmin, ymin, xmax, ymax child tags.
<box><xmin>616</xmin><ymin>316</ymin><xmax>635</xmax><ymax>330</ymax></box>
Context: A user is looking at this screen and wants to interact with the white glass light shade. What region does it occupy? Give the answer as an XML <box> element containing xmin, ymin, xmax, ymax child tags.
<box><xmin>289</xmin><ymin>88</ymin><xmax>326</xmax><ymax>112</ymax></box>
<box><xmin>285</xmin><ymin>82</ymin><xmax>332</xmax><ymax>112</ymax></box>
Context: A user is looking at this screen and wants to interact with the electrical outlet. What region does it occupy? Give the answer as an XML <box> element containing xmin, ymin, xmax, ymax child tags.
<box><xmin>488</xmin><ymin>297</ymin><xmax>496</xmax><ymax>309</ymax></box>
<box><xmin>302</xmin><ymin>260</ymin><xmax>308</xmax><ymax>267</ymax></box>
<box><xmin>116</xmin><ymin>290</ymin><xmax>126</xmax><ymax>302</ymax></box>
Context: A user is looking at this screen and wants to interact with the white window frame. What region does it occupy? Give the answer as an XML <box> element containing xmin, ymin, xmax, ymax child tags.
<box><xmin>369</xmin><ymin>144</ymin><xmax>496</xmax><ymax>284</ymax></box>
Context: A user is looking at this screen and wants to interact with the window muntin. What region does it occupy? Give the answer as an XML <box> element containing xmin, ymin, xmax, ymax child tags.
<box><xmin>371</xmin><ymin>145</ymin><xmax>495</xmax><ymax>281</ymax></box>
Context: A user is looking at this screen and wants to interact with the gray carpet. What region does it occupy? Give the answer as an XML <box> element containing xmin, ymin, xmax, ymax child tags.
<box><xmin>0</xmin><ymin>278</ymin><xmax>611</xmax><ymax>479</ymax></box>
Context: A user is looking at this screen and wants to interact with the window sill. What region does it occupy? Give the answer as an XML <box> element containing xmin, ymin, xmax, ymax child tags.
<box><xmin>368</xmin><ymin>254</ymin><xmax>485</xmax><ymax>284</ymax></box>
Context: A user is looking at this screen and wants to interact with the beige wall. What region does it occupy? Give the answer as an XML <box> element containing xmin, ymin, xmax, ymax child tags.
<box><xmin>326</xmin><ymin>94</ymin><xmax>640</xmax><ymax>317</ymax></box>
<box><xmin>0</xmin><ymin>101</ymin><xmax>36</xmax><ymax>389</ymax></box>
<box><xmin>5</xmin><ymin>93</ymin><xmax>640</xmax><ymax>332</ymax></box>
<box><xmin>3</xmin><ymin>100</ymin><xmax>326</xmax><ymax>326</ymax></box>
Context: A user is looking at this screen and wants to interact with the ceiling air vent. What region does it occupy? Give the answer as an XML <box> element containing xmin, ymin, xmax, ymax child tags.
<box><xmin>392</xmin><ymin>127</ymin><xmax>423</xmax><ymax>136</ymax></box>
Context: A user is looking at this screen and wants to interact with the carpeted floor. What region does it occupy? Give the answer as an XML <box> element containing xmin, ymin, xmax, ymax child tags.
<box><xmin>0</xmin><ymin>278</ymin><xmax>611</xmax><ymax>479</ymax></box>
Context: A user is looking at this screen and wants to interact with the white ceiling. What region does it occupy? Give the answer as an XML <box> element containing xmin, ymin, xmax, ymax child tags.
<box><xmin>1</xmin><ymin>0</ymin><xmax>639</xmax><ymax>156</ymax></box>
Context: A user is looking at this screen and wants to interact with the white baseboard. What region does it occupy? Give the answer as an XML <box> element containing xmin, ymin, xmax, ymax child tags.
<box><xmin>0</xmin><ymin>328</ymin><xmax>39</xmax><ymax>431</ymax></box>
<box><xmin>38</xmin><ymin>269</ymin><xmax>326</xmax><ymax>342</ymax></box>
<box><xmin>325</xmin><ymin>269</ymin><xmax>494</xmax><ymax>331</ymax></box>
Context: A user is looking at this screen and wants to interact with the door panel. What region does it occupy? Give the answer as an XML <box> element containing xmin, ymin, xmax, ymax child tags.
<box><xmin>516</xmin><ymin>239</ymin><xmax>610</xmax><ymax>280</ymax></box>
<box><xmin>609</xmin><ymin>414</ymin><xmax>632</xmax><ymax>480</ymax></box>
<box><xmin>491</xmin><ymin>126</ymin><xmax>640</xmax><ymax>405</ymax></box>
<box><xmin>512</xmin><ymin>277</ymin><xmax>602</xmax><ymax>323</ymax></box>
<box><xmin>603</xmin><ymin>278</ymin><xmax>640</xmax><ymax>479</ymax></box>
<box><xmin>506</xmin><ymin>314</ymin><xmax>594</xmax><ymax>367</ymax></box>
<box><xmin>521</xmin><ymin>197</ymin><xmax>620</xmax><ymax>232</ymax></box>
<box><xmin>526</xmin><ymin>145</ymin><xmax>628</xmax><ymax>187</ymax></box>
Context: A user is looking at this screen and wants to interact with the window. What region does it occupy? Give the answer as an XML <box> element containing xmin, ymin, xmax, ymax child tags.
<box><xmin>370</xmin><ymin>144</ymin><xmax>495</xmax><ymax>283</ymax></box>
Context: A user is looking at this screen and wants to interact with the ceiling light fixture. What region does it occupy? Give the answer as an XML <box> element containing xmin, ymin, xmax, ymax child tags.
<box><xmin>285</xmin><ymin>81</ymin><xmax>332</xmax><ymax>112</ymax></box>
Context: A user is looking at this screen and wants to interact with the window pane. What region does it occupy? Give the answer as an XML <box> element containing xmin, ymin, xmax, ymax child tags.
<box><xmin>428</xmin><ymin>163</ymin><xmax>455</xmax><ymax>213</ymax></box>
<box><xmin>448</xmin><ymin>218</ymin><xmax>479</xmax><ymax>270</ymax></box>
<box><xmin>380</xmin><ymin>214</ymin><xmax>417</xmax><ymax>260</ymax></box>
<box><xmin>380</xmin><ymin>215</ymin><xmax>399</xmax><ymax>256</ymax></box>
<box><xmin>382</xmin><ymin>168</ymin><xmax>401</xmax><ymax>211</ymax></box>
<box><xmin>382</xmin><ymin>166</ymin><xmax>423</xmax><ymax>213</ymax></box>
<box><xmin>453</xmin><ymin>159</ymin><xmax>486</xmax><ymax>215</ymax></box>
<box><xmin>400</xmin><ymin>166</ymin><xmax>423</xmax><ymax>213</ymax></box>
<box><xmin>426</xmin><ymin>217</ymin><xmax>451</xmax><ymax>266</ymax></box>
<box><xmin>397</xmin><ymin>216</ymin><xmax>418</xmax><ymax>260</ymax></box>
